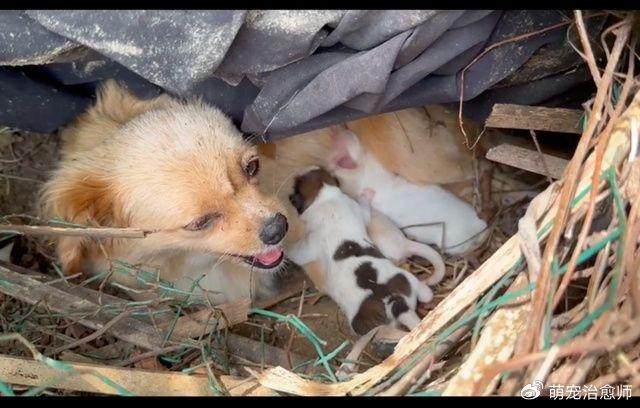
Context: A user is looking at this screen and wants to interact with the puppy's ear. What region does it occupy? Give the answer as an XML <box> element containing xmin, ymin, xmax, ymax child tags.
<box><xmin>39</xmin><ymin>167</ymin><xmax>125</xmax><ymax>275</ymax></box>
<box><xmin>289</xmin><ymin>192</ymin><xmax>305</xmax><ymax>215</ymax></box>
<box><xmin>329</xmin><ymin>125</ymin><xmax>361</xmax><ymax>170</ymax></box>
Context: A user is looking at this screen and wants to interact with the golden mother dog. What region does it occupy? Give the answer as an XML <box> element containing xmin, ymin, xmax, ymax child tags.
<box><xmin>40</xmin><ymin>81</ymin><xmax>481</xmax><ymax>304</ymax></box>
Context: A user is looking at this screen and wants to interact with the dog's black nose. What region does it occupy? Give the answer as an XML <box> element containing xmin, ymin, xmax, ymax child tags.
<box><xmin>260</xmin><ymin>213</ymin><xmax>288</xmax><ymax>245</ymax></box>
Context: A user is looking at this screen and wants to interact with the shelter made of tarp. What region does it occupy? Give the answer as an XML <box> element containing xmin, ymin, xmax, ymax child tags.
<box><xmin>0</xmin><ymin>10</ymin><xmax>604</xmax><ymax>140</ymax></box>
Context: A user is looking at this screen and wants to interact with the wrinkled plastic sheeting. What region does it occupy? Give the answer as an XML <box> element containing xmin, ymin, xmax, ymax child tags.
<box><xmin>0</xmin><ymin>10</ymin><xmax>591</xmax><ymax>138</ymax></box>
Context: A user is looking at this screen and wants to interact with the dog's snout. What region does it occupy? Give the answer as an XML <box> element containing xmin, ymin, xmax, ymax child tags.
<box><xmin>259</xmin><ymin>213</ymin><xmax>288</xmax><ymax>245</ymax></box>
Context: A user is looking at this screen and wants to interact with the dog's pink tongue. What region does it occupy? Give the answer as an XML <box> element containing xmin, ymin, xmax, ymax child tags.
<box><xmin>255</xmin><ymin>248</ymin><xmax>283</xmax><ymax>265</ymax></box>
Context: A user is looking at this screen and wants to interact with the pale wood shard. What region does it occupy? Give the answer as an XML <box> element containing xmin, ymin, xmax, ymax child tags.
<box><xmin>485</xmin><ymin>103</ymin><xmax>583</xmax><ymax>134</ymax></box>
<box><xmin>443</xmin><ymin>274</ymin><xmax>531</xmax><ymax>396</ymax></box>
<box><xmin>0</xmin><ymin>355</ymin><xmax>276</xmax><ymax>396</ymax></box>
<box><xmin>486</xmin><ymin>144</ymin><xmax>569</xmax><ymax>179</ymax></box>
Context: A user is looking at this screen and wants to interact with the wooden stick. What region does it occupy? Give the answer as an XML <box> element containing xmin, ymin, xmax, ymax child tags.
<box><xmin>0</xmin><ymin>224</ymin><xmax>153</xmax><ymax>239</ymax></box>
<box><xmin>485</xmin><ymin>104</ymin><xmax>583</xmax><ymax>134</ymax></box>
<box><xmin>575</xmin><ymin>10</ymin><xmax>602</xmax><ymax>86</ymax></box>
<box><xmin>159</xmin><ymin>298</ymin><xmax>251</xmax><ymax>340</ymax></box>
<box><xmin>0</xmin><ymin>354</ymin><xmax>275</xmax><ymax>396</ymax></box>
<box><xmin>49</xmin><ymin>309</ymin><xmax>139</xmax><ymax>355</ymax></box>
<box><xmin>486</xmin><ymin>144</ymin><xmax>569</xmax><ymax>179</ymax></box>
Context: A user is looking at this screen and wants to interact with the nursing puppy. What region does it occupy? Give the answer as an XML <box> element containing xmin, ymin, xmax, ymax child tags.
<box><xmin>288</xmin><ymin>169</ymin><xmax>434</xmax><ymax>335</ymax></box>
<box><xmin>40</xmin><ymin>81</ymin><xmax>289</xmax><ymax>304</ymax></box>
<box><xmin>327</xmin><ymin>127</ymin><xmax>488</xmax><ymax>255</ymax></box>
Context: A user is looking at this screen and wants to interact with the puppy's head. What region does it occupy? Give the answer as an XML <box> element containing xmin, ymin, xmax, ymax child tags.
<box><xmin>289</xmin><ymin>168</ymin><xmax>339</xmax><ymax>214</ymax></box>
<box><xmin>325</xmin><ymin>125</ymin><xmax>365</xmax><ymax>195</ymax></box>
<box><xmin>41</xmin><ymin>84</ymin><xmax>289</xmax><ymax>274</ymax></box>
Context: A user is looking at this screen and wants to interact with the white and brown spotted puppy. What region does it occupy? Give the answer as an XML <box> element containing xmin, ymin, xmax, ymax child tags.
<box><xmin>288</xmin><ymin>168</ymin><xmax>433</xmax><ymax>335</ymax></box>
<box><xmin>40</xmin><ymin>81</ymin><xmax>289</xmax><ymax>304</ymax></box>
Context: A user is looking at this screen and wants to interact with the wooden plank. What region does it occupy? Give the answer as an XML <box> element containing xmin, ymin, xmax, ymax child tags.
<box><xmin>0</xmin><ymin>355</ymin><xmax>276</xmax><ymax>396</ymax></box>
<box><xmin>485</xmin><ymin>103</ymin><xmax>583</xmax><ymax>134</ymax></box>
<box><xmin>486</xmin><ymin>144</ymin><xmax>569</xmax><ymax>179</ymax></box>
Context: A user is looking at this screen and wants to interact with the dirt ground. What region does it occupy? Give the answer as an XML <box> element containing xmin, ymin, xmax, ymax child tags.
<box><xmin>0</xmin><ymin>128</ymin><xmax>60</xmax><ymax>216</ymax></box>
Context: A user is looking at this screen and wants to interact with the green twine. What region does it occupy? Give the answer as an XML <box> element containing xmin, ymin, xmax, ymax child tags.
<box><xmin>409</xmin><ymin>389</ymin><xmax>442</xmax><ymax>397</ymax></box>
<box><xmin>0</xmin><ymin>380</ymin><xmax>15</xmax><ymax>396</ymax></box>
<box><xmin>555</xmin><ymin>170</ymin><xmax>627</xmax><ymax>344</ymax></box>
<box><xmin>314</xmin><ymin>340</ymin><xmax>349</xmax><ymax>367</ymax></box>
<box><xmin>249</xmin><ymin>308</ymin><xmax>339</xmax><ymax>382</ymax></box>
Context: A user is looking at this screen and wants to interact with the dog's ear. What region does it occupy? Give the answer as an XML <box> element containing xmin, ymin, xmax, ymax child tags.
<box><xmin>39</xmin><ymin>167</ymin><xmax>125</xmax><ymax>275</ymax></box>
<box><xmin>329</xmin><ymin>125</ymin><xmax>361</xmax><ymax>170</ymax></box>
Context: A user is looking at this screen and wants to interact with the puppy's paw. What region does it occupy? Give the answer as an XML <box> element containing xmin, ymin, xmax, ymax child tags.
<box><xmin>415</xmin><ymin>281</ymin><xmax>434</xmax><ymax>304</ymax></box>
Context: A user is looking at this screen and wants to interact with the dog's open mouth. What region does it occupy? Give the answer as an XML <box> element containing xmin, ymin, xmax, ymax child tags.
<box><xmin>241</xmin><ymin>247</ymin><xmax>285</xmax><ymax>269</ymax></box>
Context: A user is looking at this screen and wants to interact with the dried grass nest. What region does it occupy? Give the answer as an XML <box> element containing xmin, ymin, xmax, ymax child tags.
<box><xmin>1</xmin><ymin>10</ymin><xmax>640</xmax><ymax>397</ymax></box>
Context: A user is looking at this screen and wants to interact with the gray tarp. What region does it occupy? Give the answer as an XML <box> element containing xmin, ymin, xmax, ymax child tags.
<box><xmin>0</xmin><ymin>10</ymin><xmax>601</xmax><ymax>140</ymax></box>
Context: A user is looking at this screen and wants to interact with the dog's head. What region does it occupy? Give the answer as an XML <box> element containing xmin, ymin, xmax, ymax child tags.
<box><xmin>41</xmin><ymin>85</ymin><xmax>289</xmax><ymax>274</ymax></box>
<box><xmin>289</xmin><ymin>168</ymin><xmax>340</xmax><ymax>214</ymax></box>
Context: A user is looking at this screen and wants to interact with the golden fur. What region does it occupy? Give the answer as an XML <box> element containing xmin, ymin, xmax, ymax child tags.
<box><xmin>41</xmin><ymin>81</ymin><xmax>286</xmax><ymax>303</ymax></box>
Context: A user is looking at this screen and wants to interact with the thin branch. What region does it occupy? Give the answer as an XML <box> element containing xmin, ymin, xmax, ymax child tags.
<box><xmin>0</xmin><ymin>224</ymin><xmax>154</xmax><ymax>239</ymax></box>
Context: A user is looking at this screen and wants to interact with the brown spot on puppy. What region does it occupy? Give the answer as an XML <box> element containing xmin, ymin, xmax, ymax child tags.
<box><xmin>388</xmin><ymin>295</ymin><xmax>409</xmax><ymax>318</ymax></box>
<box><xmin>352</xmin><ymin>295</ymin><xmax>388</xmax><ymax>335</ymax></box>
<box><xmin>386</xmin><ymin>273</ymin><xmax>410</xmax><ymax>296</ymax></box>
<box><xmin>333</xmin><ymin>240</ymin><xmax>384</xmax><ymax>261</ymax></box>
<box><xmin>355</xmin><ymin>262</ymin><xmax>379</xmax><ymax>292</ymax></box>
<box><xmin>352</xmin><ymin>262</ymin><xmax>415</xmax><ymax>333</ymax></box>
<box><xmin>289</xmin><ymin>168</ymin><xmax>339</xmax><ymax>214</ymax></box>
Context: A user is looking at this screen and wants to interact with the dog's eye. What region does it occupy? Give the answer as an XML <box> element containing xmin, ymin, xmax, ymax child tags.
<box><xmin>184</xmin><ymin>213</ymin><xmax>219</xmax><ymax>231</ymax></box>
<box><xmin>245</xmin><ymin>157</ymin><xmax>260</xmax><ymax>178</ymax></box>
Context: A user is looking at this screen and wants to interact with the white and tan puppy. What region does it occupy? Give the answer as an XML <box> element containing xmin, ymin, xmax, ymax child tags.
<box><xmin>327</xmin><ymin>127</ymin><xmax>488</xmax><ymax>255</ymax></box>
<box><xmin>287</xmin><ymin>168</ymin><xmax>435</xmax><ymax>335</ymax></box>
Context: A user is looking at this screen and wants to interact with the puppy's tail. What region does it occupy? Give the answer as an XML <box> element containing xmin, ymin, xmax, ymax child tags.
<box><xmin>406</xmin><ymin>240</ymin><xmax>446</xmax><ymax>286</ymax></box>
